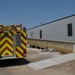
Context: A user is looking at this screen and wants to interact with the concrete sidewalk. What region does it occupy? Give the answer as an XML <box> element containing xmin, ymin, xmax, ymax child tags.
<box><xmin>28</xmin><ymin>53</ymin><xmax>75</xmax><ymax>70</ymax></box>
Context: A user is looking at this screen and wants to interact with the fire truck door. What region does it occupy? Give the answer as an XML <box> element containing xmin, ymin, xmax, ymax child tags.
<box><xmin>0</xmin><ymin>36</ymin><xmax>14</xmax><ymax>57</ymax></box>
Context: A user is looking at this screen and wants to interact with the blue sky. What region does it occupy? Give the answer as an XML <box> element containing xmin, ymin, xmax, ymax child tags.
<box><xmin>0</xmin><ymin>0</ymin><xmax>75</xmax><ymax>29</ymax></box>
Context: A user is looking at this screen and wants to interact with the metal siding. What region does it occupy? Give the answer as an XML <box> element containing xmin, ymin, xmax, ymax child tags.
<box><xmin>27</xmin><ymin>16</ymin><xmax>75</xmax><ymax>43</ymax></box>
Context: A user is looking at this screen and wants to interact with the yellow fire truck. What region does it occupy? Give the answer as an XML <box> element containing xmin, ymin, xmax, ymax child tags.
<box><xmin>0</xmin><ymin>24</ymin><xmax>27</xmax><ymax>60</ymax></box>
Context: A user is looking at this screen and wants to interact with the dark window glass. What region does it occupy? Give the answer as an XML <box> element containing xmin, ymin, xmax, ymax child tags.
<box><xmin>40</xmin><ymin>30</ymin><xmax>42</xmax><ymax>38</ymax></box>
<box><xmin>31</xmin><ymin>32</ymin><xmax>33</xmax><ymax>37</ymax></box>
<box><xmin>67</xmin><ymin>23</ymin><xmax>72</xmax><ymax>36</ymax></box>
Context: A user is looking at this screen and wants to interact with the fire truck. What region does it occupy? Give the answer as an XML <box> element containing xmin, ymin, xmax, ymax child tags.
<box><xmin>0</xmin><ymin>24</ymin><xmax>27</xmax><ymax>60</ymax></box>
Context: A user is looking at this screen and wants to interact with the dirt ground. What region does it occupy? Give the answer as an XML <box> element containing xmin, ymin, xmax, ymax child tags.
<box><xmin>26</xmin><ymin>48</ymin><xmax>63</xmax><ymax>62</ymax></box>
<box><xmin>0</xmin><ymin>60</ymin><xmax>75</xmax><ymax>75</ymax></box>
<box><xmin>0</xmin><ymin>47</ymin><xmax>75</xmax><ymax>75</ymax></box>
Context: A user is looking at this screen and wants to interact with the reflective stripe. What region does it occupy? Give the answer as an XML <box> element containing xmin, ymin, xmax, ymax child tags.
<box><xmin>0</xmin><ymin>30</ymin><xmax>26</xmax><ymax>57</ymax></box>
<box><xmin>21</xmin><ymin>30</ymin><xmax>26</xmax><ymax>37</ymax></box>
<box><xmin>0</xmin><ymin>38</ymin><xmax>13</xmax><ymax>45</ymax></box>
<box><xmin>0</xmin><ymin>31</ymin><xmax>14</xmax><ymax>56</ymax></box>
<box><xmin>1</xmin><ymin>50</ymin><xmax>13</xmax><ymax>56</ymax></box>
<box><xmin>21</xmin><ymin>36</ymin><xmax>26</xmax><ymax>43</ymax></box>
<box><xmin>16</xmin><ymin>30</ymin><xmax>26</xmax><ymax>57</ymax></box>
<box><xmin>0</xmin><ymin>43</ymin><xmax>13</xmax><ymax>52</ymax></box>
<box><xmin>16</xmin><ymin>51</ymin><xmax>23</xmax><ymax>57</ymax></box>
<box><xmin>16</xmin><ymin>48</ymin><xmax>24</xmax><ymax>57</ymax></box>
<box><xmin>17</xmin><ymin>47</ymin><xmax>23</xmax><ymax>53</ymax></box>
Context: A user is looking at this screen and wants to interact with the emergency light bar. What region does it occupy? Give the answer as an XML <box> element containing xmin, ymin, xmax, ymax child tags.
<box><xmin>0</xmin><ymin>24</ymin><xmax>22</xmax><ymax>32</ymax></box>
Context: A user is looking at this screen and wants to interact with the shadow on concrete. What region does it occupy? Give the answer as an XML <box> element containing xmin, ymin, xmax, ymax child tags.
<box><xmin>0</xmin><ymin>58</ymin><xmax>30</xmax><ymax>68</ymax></box>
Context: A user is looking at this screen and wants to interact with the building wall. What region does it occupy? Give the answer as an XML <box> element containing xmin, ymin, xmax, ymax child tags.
<box><xmin>27</xmin><ymin>15</ymin><xmax>75</xmax><ymax>43</ymax></box>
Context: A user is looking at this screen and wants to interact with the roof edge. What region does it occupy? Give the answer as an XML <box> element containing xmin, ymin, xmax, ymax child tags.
<box><xmin>27</xmin><ymin>14</ymin><xmax>75</xmax><ymax>31</ymax></box>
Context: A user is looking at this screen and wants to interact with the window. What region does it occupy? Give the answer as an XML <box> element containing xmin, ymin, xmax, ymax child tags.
<box><xmin>67</xmin><ymin>23</ymin><xmax>72</xmax><ymax>36</ymax></box>
<box><xmin>31</xmin><ymin>32</ymin><xmax>33</xmax><ymax>37</ymax></box>
<box><xmin>40</xmin><ymin>30</ymin><xmax>42</xmax><ymax>38</ymax></box>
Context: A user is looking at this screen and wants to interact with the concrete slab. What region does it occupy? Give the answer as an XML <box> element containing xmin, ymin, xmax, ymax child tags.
<box><xmin>28</xmin><ymin>53</ymin><xmax>75</xmax><ymax>70</ymax></box>
<box><xmin>52</xmin><ymin>53</ymin><xmax>75</xmax><ymax>64</ymax></box>
<box><xmin>28</xmin><ymin>59</ymin><xmax>59</xmax><ymax>70</ymax></box>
